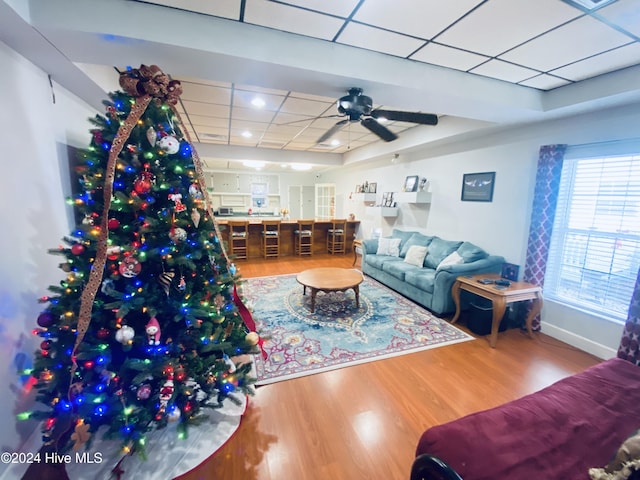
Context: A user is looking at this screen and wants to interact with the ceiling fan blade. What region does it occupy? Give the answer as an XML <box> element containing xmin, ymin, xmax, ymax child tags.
<box><xmin>277</xmin><ymin>114</ymin><xmax>343</xmax><ymax>126</ymax></box>
<box><xmin>361</xmin><ymin>118</ymin><xmax>398</xmax><ymax>142</ymax></box>
<box><xmin>316</xmin><ymin>119</ymin><xmax>349</xmax><ymax>144</ymax></box>
<box><xmin>371</xmin><ymin>109</ymin><xmax>438</xmax><ymax>125</ymax></box>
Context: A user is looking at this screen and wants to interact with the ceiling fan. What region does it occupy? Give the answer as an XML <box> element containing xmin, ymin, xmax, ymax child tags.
<box><xmin>316</xmin><ymin>87</ymin><xmax>438</xmax><ymax>144</ymax></box>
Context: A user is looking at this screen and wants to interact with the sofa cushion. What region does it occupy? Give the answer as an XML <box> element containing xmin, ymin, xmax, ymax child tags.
<box><xmin>437</xmin><ymin>251</ymin><xmax>464</xmax><ymax>270</ymax></box>
<box><xmin>405</xmin><ymin>269</ymin><xmax>437</xmax><ymax>293</ymax></box>
<box><xmin>424</xmin><ymin>237</ymin><xmax>463</xmax><ymax>269</ymax></box>
<box><xmin>376</xmin><ymin>237</ymin><xmax>401</xmax><ymax>256</ymax></box>
<box><xmin>391</xmin><ymin>229</ymin><xmax>418</xmax><ymax>251</ymax></box>
<box><xmin>404</xmin><ymin>245</ymin><xmax>429</xmax><ymax>267</ymax></box>
<box><xmin>382</xmin><ymin>259</ymin><xmax>420</xmax><ymax>281</ymax></box>
<box><xmin>457</xmin><ymin>241</ymin><xmax>489</xmax><ymax>263</ymax></box>
<box><xmin>364</xmin><ymin>254</ymin><xmax>403</xmax><ymax>270</ymax></box>
<box><xmin>400</xmin><ymin>233</ymin><xmax>435</xmax><ymax>257</ymax></box>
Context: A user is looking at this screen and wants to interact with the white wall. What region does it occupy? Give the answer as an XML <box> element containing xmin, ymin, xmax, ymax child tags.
<box><xmin>0</xmin><ymin>42</ymin><xmax>96</xmax><ymax>462</ymax></box>
<box><xmin>322</xmin><ymin>102</ymin><xmax>640</xmax><ymax>359</ymax></box>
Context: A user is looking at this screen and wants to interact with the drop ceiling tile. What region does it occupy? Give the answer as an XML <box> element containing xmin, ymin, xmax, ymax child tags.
<box><xmin>551</xmin><ymin>43</ymin><xmax>640</xmax><ymax>81</ymax></box>
<box><xmin>277</xmin><ymin>0</ymin><xmax>361</xmax><ymax>18</ymax></box>
<box><xmin>272</xmin><ymin>112</ymin><xmax>317</xmax><ymax>125</ymax></box>
<box><xmin>188</xmin><ymin>115</ymin><xmax>229</xmax><ymax>128</ymax></box>
<box><xmin>436</xmin><ymin>0</ymin><xmax>580</xmax><ymax>57</ymax></box>
<box><xmin>500</xmin><ymin>16</ymin><xmax>631</xmax><ymax>72</ymax></box>
<box><xmin>182</xmin><ymin>100</ymin><xmax>230</xmax><ymax>117</ymax></box>
<box><xmin>174</xmin><ymin>76</ymin><xmax>231</xmax><ymax>88</ymax></box>
<box><xmin>279</xmin><ymin>97</ymin><xmax>333</xmax><ymax>116</ymax></box>
<box><xmin>597</xmin><ymin>0</ymin><xmax>640</xmax><ymax>37</ymax></box>
<box><xmin>243</xmin><ymin>0</ymin><xmax>344</xmax><ymax>40</ymax></box>
<box><xmin>471</xmin><ymin>59</ymin><xmax>540</xmax><ymax>83</ymax></box>
<box><xmin>136</xmin><ymin>0</ymin><xmax>241</xmax><ymax>20</ymax></box>
<box><xmin>230</xmin><ymin>119</ymin><xmax>269</xmax><ymax>132</ymax></box>
<box><xmin>289</xmin><ymin>91</ymin><xmax>339</xmax><ymax>103</ymax></box>
<box><xmin>233</xmin><ymin>84</ymin><xmax>289</xmax><ymax>95</ymax></box>
<box><xmin>180</xmin><ymin>82</ymin><xmax>231</xmax><ymax>103</ymax></box>
<box><xmin>337</xmin><ymin>22</ymin><xmax>426</xmax><ymax>58</ymax></box>
<box><xmin>518</xmin><ymin>74</ymin><xmax>571</xmax><ymax>90</ymax></box>
<box><xmin>353</xmin><ymin>0</ymin><xmax>482</xmax><ymax>40</ymax></box>
<box><xmin>194</xmin><ymin>126</ymin><xmax>228</xmax><ymax>136</ymax></box>
<box><xmin>266</xmin><ymin>124</ymin><xmax>310</xmax><ymax>136</ymax></box>
<box><xmin>411</xmin><ymin>42</ymin><xmax>489</xmax><ymax>71</ymax></box>
<box><xmin>231</xmin><ymin>106</ymin><xmax>277</xmax><ymax>123</ymax></box>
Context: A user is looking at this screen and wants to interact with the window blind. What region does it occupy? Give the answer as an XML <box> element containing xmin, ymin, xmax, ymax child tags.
<box><xmin>545</xmin><ymin>151</ymin><xmax>640</xmax><ymax>322</ymax></box>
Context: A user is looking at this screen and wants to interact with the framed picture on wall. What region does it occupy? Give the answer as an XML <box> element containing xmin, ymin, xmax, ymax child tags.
<box><xmin>403</xmin><ymin>175</ymin><xmax>419</xmax><ymax>192</ymax></box>
<box><xmin>461</xmin><ymin>171</ymin><xmax>495</xmax><ymax>202</ymax></box>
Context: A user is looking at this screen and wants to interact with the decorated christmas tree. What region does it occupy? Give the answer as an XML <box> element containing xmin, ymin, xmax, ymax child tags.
<box><xmin>22</xmin><ymin>65</ymin><xmax>259</xmax><ymax>460</ymax></box>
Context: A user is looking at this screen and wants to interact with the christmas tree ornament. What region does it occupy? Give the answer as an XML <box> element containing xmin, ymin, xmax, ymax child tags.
<box><xmin>188</xmin><ymin>183</ymin><xmax>203</xmax><ymax>200</ymax></box>
<box><xmin>158</xmin><ymin>270</ymin><xmax>175</xmax><ymax>296</ymax></box>
<box><xmin>37</xmin><ymin>312</ymin><xmax>54</xmax><ymax>328</ymax></box>
<box><xmin>146</xmin><ymin>126</ymin><xmax>157</xmax><ymax>147</ymax></box>
<box><xmin>190</xmin><ymin>208</ymin><xmax>201</xmax><ymax>228</ymax></box>
<box><xmin>158</xmin><ymin>135</ymin><xmax>180</xmax><ymax>154</ymax></box>
<box><xmin>133</xmin><ymin>170</ymin><xmax>155</xmax><ymax>195</ymax></box>
<box><xmin>106</xmin><ymin>245</ymin><xmax>122</xmax><ymax>260</ymax></box>
<box><xmin>166</xmin><ymin>406</ymin><xmax>181</xmax><ymax>422</ymax></box>
<box><xmin>107</xmin><ymin>218</ymin><xmax>120</xmax><ymax>230</ymax></box>
<box><xmin>96</xmin><ymin>327</ymin><xmax>110</xmax><ymax>340</ymax></box>
<box><xmin>177</xmin><ymin>275</ymin><xmax>186</xmax><ymax>291</ymax></box>
<box><xmin>82</xmin><ymin>214</ymin><xmax>94</xmax><ymax>225</ymax></box>
<box><xmin>229</xmin><ymin>263</ymin><xmax>237</xmax><ymax>275</ymax></box>
<box><xmin>71</xmin><ymin>243</ymin><xmax>85</xmax><ymax>255</ymax></box>
<box><xmin>245</xmin><ymin>331</ymin><xmax>260</xmax><ymax>346</ymax></box>
<box><xmin>169</xmin><ymin>227</ymin><xmax>187</xmax><ymax>243</ymax></box>
<box><xmin>101</xmin><ymin>279</ymin><xmax>117</xmax><ymax>296</ymax></box>
<box><xmin>136</xmin><ymin>383</ymin><xmax>151</xmax><ymax>400</ymax></box>
<box><xmin>40</xmin><ymin>340</ymin><xmax>51</xmax><ymax>351</ymax></box>
<box><xmin>145</xmin><ymin>317</ymin><xmax>161</xmax><ymax>345</ymax></box>
<box><xmin>71</xmin><ymin>421</ymin><xmax>92</xmax><ymax>451</ymax></box>
<box><xmin>119</xmin><ymin>256</ymin><xmax>141</xmax><ymax>278</ymax></box>
<box><xmin>168</xmin><ymin>193</ymin><xmax>186</xmax><ymax>212</ymax></box>
<box><xmin>115</xmin><ymin>325</ymin><xmax>135</xmax><ymax>345</ymax></box>
<box><xmin>158</xmin><ymin>377</ymin><xmax>174</xmax><ymax>413</ymax></box>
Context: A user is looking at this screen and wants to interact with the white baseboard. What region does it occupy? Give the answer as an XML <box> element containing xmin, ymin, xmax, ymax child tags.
<box><xmin>541</xmin><ymin>321</ymin><xmax>618</xmax><ymax>360</ymax></box>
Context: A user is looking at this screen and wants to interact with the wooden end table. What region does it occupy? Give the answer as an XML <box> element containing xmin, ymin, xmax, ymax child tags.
<box><xmin>296</xmin><ymin>267</ymin><xmax>364</xmax><ymax>313</ymax></box>
<box><xmin>451</xmin><ymin>273</ymin><xmax>543</xmax><ymax>348</ymax></box>
<box><xmin>352</xmin><ymin>239</ymin><xmax>363</xmax><ymax>266</ymax></box>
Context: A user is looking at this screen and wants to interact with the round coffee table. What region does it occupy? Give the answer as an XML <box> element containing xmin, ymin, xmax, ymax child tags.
<box><xmin>296</xmin><ymin>267</ymin><xmax>364</xmax><ymax>313</ymax></box>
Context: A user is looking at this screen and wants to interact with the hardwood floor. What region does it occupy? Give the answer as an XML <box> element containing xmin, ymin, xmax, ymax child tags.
<box><xmin>178</xmin><ymin>254</ymin><xmax>601</xmax><ymax>480</ymax></box>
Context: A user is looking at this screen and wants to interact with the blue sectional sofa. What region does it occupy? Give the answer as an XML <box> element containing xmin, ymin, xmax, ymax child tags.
<box><xmin>361</xmin><ymin>229</ymin><xmax>504</xmax><ymax>315</ymax></box>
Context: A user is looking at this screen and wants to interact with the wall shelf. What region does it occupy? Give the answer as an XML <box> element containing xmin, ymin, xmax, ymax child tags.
<box><xmin>395</xmin><ymin>191</ymin><xmax>432</xmax><ymax>204</ymax></box>
<box><xmin>367</xmin><ymin>206</ymin><xmax>399</xmax><ymax>217</ymax></box>
<box><xmin>353</xmin><ymin>192</ymin><xmax>377</xmax><ymax>203</ymax></box>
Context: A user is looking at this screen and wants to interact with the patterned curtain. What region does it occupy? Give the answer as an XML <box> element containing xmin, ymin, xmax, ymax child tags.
<box><xmin>522</xmin><ymin>144</ymin><xmax>567</xmax><ymax>330</ymax></box>
<box><xmin>618</xmin><ymin>267</ymin><xmax>640</xmax><ymax>366</ymax></box>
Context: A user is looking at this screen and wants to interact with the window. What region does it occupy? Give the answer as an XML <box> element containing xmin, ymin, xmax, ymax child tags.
<box><xmin>545</xmin><ymin>144</ymin><xmax>640</xmax><ymax>322</ymax></box>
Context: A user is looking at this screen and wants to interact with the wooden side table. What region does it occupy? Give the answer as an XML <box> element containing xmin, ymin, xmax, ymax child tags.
<box><xmin>450</xmin><ymin>273</ymin><xmax>543</xmax><ymax>348</ymax></box>
<box><xmin>352</xmin><ymin>239</ymin><xmax>363</xmax><ymax>266</ymax></box>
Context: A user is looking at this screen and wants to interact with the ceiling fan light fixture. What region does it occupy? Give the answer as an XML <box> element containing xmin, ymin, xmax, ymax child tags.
<box><xmin>330</xmin><ymin>139</ymin><xmax>340</xmax><ymax>146</ymax></box>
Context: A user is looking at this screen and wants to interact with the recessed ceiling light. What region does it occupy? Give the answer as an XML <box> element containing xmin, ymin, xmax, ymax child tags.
<box><xmin>330</xmin><ymin>139</ymin><xmax>340</xmax><ymax>146</ymax></box>
<box><xmin>251</xmin><ymin>97</ymin><xmax>265</xmax><ymax>108</ymax></box>
<box><xmin>376</xmin><ymin>116</ymin><xmax>388</xmax><ymax>123</ymax></box>
<box><xmin>291</xmin><ymin>163</ymin><xmax>312</xmax><ymax>171</ymax></box>
<box><xmin>241</xmin><ymin>131</ymin><xmax>253</xmax><ymax>138</ymax></box>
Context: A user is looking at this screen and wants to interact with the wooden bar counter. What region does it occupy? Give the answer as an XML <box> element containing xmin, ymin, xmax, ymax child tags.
<box><xmin>215</xmin><ymin>218</ymin><xmax>360</xmax><ymax>259</ymax></box>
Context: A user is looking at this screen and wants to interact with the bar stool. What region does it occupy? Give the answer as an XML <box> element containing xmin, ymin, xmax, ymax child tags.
<box><xmin>327</xmin><ymin>218</ymin><xmax>347</xmax><ymax>254</ymax></box>
<box><xmin>227</xmin><ymin>221</ymin><xmax>249</xmax><ymax>260</ymax></box>
<box><xmin>261</xmin><ymin>219</ymin><xmax>281</xmax><ymax>258</ymax></box>
<box><xmin>294</xmin><ymin>219</ymin><xmax>315</xmax><ymax>256</ymax></box>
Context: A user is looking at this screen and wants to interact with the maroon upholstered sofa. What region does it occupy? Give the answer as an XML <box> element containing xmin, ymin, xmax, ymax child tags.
<box><xmin>411</xmin><ymin>357</ymin><xmax>640</xmax><ymax>480</ymax></box>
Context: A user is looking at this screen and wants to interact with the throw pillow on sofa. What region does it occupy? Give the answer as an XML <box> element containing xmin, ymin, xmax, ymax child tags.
<box><xmin>377</xmin><ymin>237</ymin><xmax>401</xmax><ymax>256</ymax></box>
<box><xmin>404</xmin><ymin>245</ymin><xmax>428</xmax><ymax>267</ymax></box>
<box><xmin>424</xmin><ymin>237</ymin><xmax>463</xmax><ymax>269</ymax></box>
<box><xmin>400</xmin><ymin>232</ymin><xmax>434</xmax><ymax>257</ymax></box>
<box><xmin>457</xmin><ymin>241</ymin><xmax>489</xmax><ymax>263</ymax></box>
<box><xmin>437</xmin><ymin>251</ymin><xmax>464</xmax><ymax>270</ymax></box>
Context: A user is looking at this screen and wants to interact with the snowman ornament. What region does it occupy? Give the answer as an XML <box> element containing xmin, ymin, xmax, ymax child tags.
<box><xmin>158</xmin><ymin>135</ymin><xmax>180</xmax><ymax>154</ymax></box>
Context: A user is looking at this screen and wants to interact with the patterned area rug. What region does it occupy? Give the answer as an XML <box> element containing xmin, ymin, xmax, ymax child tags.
<box><xmin>244</xmin><ymin>273</ymin><xmax>474</xmax><ymax>385</ymax></box>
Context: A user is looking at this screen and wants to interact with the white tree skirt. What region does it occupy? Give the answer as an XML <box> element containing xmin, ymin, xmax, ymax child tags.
<box><xmin>4</xmin><ymin>392</ymin><xmax>247</xmax><ymax>480</ymax></box>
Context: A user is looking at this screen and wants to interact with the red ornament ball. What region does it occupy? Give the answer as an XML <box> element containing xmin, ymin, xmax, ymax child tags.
<box><xmin>107</xmin><ymin>218</ymin><xmax>120</xmax><ymax>230</ymax></box>
<box><xmin>40</xmin><ymin>340</ymin><xmax>51</xmax><ymax>351</ymax></box>
<box><xmin>134</xmin><ymin>177</ymin><xmax>153</xmax><ymax>194</ymax></box>
<box><xmin>71</xmin><ymin>244</ymin><xmax>85</xmax><ymax>255</ymax></box>
<box><xmin>37</xmin><ymin>312</ymin><xmax>54</xmax><ymax>328</ymax></box>
<box><xmin>96</xmin><ymin>328</ymin><xmax>110</xmax><ymax>340</ymax></box>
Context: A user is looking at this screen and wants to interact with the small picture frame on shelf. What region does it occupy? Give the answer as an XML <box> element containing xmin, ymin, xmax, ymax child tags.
<box><xmin>368</xmin><ymin>182</ymin><xmax>377</xmax><ymax>194</ymax></box>
<box><xmin>403</xmin><ymin>175</ymin><xmax>419</xmax><ymax>192</ymax></box>
<box><xmin>355</xmin><ymin>184</ymin><xmax>362</xmax><ymax>193</ymax></box>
